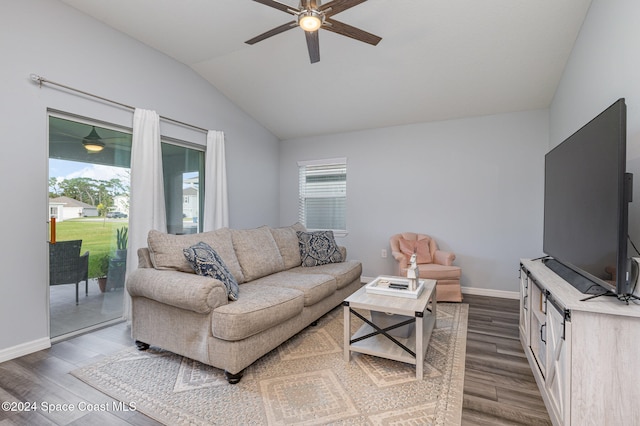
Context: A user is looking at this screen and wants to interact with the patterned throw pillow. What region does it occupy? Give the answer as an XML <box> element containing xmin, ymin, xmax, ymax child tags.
<box><xmin>297</xmin><ymin>230</ymin><xmax>344</xmax><ymax>267</ymax></box>
<box><xmin>183</xmin><ymin>242</ymin><xmax>239</xmax><ymax>301</ymax></box>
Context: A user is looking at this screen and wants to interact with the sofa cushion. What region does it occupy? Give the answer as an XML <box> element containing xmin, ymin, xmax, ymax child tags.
<box><xmin>270</xmin><ymin>223</ymin><xmax>306</xmax><ymax>269</ymax></box>
<box><xmin>183</xmin><ymin>242</ymin><xmax>239</xmax><ymax>301</ymax></box>
<box><xmin>147</xmin><ymin>228</ymin><xmax>245</xmax><ymax>283</ymax></box>
<box><xmin>290</xmin><ymin>260</ymin><xmax>362</xmax><ymax>290</ymax></box>
<box><xmin>297</xmin><ymin>230</ymin><xmax>344</xmax><ymax>267</ymax></box>
<box><xmin>211</xmin><ymin>284</ymin><xmax>304</xmax><ymax>341</ymax></box>
<box><xmin>251</xmin><ymin>271</ymin><xmax>336</xmax><ymax>306</ymax></box>
<box><xmin>231</xmin><ymin>226</ymin><xmax>285</xmax><ymax>281</ymax></box>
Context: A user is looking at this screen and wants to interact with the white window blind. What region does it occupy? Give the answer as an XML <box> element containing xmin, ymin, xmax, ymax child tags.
<box><xmin>298</xmin><ymin>158</ymin><xmax>347</xmax><ymax>232</ymax></box>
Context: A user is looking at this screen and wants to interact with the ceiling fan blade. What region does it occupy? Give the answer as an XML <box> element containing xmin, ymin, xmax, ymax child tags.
<box><xmin>245</xmin><ymin>21</ymin><xmax>297</xmax><ymax>44</ymax></box>
<box><xmin>305</xmin><ymin>31</ymin><xmax>320</xmax><ymax>63</ymax></box>
<box><xmin>324</xmin><ymin>18</ymin><xmax>381</xmax><ymax>45</ymax></box>
<box><xmin>251</xmin><ymin>0</ymin><xmax>298</xmax><ymax>15</ymax></box>
<box><xmin>321</xmin><ymin>0</ymin><xmax>368</xmax><ymax>17</ymax></box>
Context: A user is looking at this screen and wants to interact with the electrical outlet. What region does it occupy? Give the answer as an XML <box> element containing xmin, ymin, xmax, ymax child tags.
<box><xmin>381</xmin><ymin>249</ymin><xmax>387</xmax><ymax>258</ymax></box>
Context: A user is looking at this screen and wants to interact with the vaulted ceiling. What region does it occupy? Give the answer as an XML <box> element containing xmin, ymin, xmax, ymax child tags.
<box><xmin>60</xmin><ymin>0</ymin><xmax>592</xmax><ymax>140</ymax></box>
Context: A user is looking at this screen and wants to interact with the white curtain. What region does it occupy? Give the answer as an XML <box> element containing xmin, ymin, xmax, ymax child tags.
<box><xmin>203</xmin><ymin>130</ymin><xmax>229</xmax><ymax>231</ymax></box>
<box><xmin>124</xmin><ymin>109</ymin><xmax>167</xmax><ymax>320</ymax></box>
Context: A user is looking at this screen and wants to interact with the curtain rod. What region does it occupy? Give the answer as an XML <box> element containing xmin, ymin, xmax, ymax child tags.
<box><xmin>30</xmin><ymin>74</ymin><xmax>209</xmax><ymax>134</ymax></box>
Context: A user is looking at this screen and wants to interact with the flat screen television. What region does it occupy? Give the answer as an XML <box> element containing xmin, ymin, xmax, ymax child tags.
<box><xmin>543</xmin><ymin>98</ymin><xmax>633</xmax><ymax>297</ymax></box>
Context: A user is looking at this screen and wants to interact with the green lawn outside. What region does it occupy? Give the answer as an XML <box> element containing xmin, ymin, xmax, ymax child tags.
<box><xmin>55</xmin><ymin>218</ymin><xmax>128</xmax><ymax>278</ymax></box>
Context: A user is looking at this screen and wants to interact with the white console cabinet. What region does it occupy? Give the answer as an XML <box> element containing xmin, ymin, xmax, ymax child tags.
<box><xmin>519</xmin><ymin>259</ymin><xmax>640</xmax><ymax>426</ymax></box>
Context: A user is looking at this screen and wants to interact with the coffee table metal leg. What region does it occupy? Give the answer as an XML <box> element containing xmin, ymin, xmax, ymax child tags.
<box><xmin>432</xmin><ymin>285</ymin><xmax>437</xmax><ymax>326</ymax></box>
<box><xmin>343</xmin><ymin>303</ymin><xmax>351</xmax><ymax>362</ymax></box>
<box><xmin>415</xmin><ymin>315</ymin><xmax>424</xmax><ymax>379</ymax></box>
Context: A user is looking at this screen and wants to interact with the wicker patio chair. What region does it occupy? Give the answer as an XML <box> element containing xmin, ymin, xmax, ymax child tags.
<box><xmin>49</xmin><ymin>240</ymin><xmax>89</xmax><ymax>305</ymax></box>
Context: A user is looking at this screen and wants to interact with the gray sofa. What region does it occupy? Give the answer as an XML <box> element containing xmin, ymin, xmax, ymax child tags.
<box><xmin>126</xmin><ymin>223</ymin><xmax>362</xmax><ymax>383</ymax></box>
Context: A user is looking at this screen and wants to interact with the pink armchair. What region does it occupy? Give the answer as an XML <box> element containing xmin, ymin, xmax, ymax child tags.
<box><xmin>389</xmin><ymin>232</ymin><xmax>462</xmax><ymax>302</ymax></box>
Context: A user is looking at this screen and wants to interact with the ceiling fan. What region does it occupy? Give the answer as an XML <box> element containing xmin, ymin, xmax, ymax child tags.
<box><xmin>245</xmin><ymin>0</ymin><xmax>382</xmax><ymax>63</ymax></box>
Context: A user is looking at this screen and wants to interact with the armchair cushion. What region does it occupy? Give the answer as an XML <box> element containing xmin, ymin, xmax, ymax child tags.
<box><xmin>398</xmin><ymin>237</ymin><xmax>432</xmax><ymax>264</ymax></box>
<box><xmin>417</xmin><ymin>263</ymin><xmax>461</xmax><ymax>280</ymax></box>
<box><xmin>297</xmin><ymin>230</ymin><xmax>344</xmax><ymax>267</ymax></box>
<box><xmin>183</xmin><ymin>242</ymin><xmax>239</xmax><ymax>301</ymax></box>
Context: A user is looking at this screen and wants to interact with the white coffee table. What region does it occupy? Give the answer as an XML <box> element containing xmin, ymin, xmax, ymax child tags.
<box><xmin>343</xmin><ymin>277</ymin><xmax>437</xmax><ymax>380</ymax></box>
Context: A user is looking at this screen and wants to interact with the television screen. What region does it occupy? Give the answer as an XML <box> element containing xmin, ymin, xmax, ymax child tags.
<box><xmin>543</xmin><ymin>98</ymin><xmax>630</xmax><ymax>296</ymax></box>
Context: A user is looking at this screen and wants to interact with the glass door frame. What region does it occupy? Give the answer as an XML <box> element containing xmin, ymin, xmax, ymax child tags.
<box><xmin>47</xmin><ymin>110</ymin><xmax>132</xmax><ymax>342</ymax></box>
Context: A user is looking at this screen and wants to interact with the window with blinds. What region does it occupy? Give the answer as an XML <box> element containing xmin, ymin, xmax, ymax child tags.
<box><xmin>298</xmin><ymin>158</ymin><xmax>347</xmax><ymax>233</ymax></box>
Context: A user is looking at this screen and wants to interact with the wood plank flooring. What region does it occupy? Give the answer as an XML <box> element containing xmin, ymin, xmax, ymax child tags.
<box><xmin>0</xmin><ymin>294</ymin><xmax>550</xmax><ymax>425</ymax></box>
<box><xmin>462</xmin><ymin>294</ymin><xmax>551</xmax><ymax>425</ymax></box>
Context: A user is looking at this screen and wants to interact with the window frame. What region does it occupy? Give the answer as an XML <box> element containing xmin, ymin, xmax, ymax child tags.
<box><xmin>160</xmin><ymin>136</ymin><xmax>205</xmax><ymax>235</ymax></box>
<box><xmin>297</xmin><ymin>157</ymin><xmax>348</xmax><ymax>237</ymax></box>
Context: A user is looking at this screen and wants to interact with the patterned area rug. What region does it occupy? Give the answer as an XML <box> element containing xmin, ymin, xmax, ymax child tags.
<box><xmin>72</xmin><ymin>303</ymin><xmax>468</xmax><ymax>425</ymax></box>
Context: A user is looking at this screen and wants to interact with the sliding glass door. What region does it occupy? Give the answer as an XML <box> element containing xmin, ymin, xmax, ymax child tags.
<box><xmin>48</xmin><ymin>114</ymin><xmax>131</xmax><ymax>339</ymax></box>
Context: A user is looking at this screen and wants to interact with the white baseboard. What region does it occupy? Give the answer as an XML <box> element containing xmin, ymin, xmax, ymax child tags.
<box><xmin>0</xmin><ymin>337</ymin><xmax>51</xmax><ymax>364</ymax></box>
<box><xmin>360</xmin><ymin>276</ymin><xmax>519</xmax><ymax>300</ymax></box>
<box><xmin>461</xmin><ymin>286</ymin><xmax>519</xmax><ymax>300</ymax></box>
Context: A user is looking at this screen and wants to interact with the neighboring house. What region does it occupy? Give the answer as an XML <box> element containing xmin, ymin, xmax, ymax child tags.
<box><xmin>183</xmin><ymin>186</ymin><xmax>199</xmax><ymax>220</ymax></box>
<box><xmin>48</xmin><ymin>196</ymin><xmax>98</xmax><ymax>221</ymax></box>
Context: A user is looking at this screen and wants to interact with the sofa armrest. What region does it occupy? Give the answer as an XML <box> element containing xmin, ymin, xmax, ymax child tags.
<box><xmin>434</xmin><ymin>250</ymin><xmax>456</xmax><ymax>266</ymax></box>
<box><xmin>127</xmin><ymin>268</ymin><xmax>228</xmax><ymax>314</ymax></box>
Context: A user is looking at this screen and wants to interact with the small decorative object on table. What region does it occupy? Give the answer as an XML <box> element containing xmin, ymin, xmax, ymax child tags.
<box><xmin>407</xmin><ymin>252</ymin><xmax>420</xmax><ymax>291</ymax></box>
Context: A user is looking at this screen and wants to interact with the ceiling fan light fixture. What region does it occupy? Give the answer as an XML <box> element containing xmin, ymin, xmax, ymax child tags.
<box><xmin>298</xmin><ymin>10</ymin><xmax>323</xmax><ymax>32</ymax></box>
<box><xmin>246</xmin><ymin>0</ymin><xmax>381</xmax><ymax>64</ymax></box>
<box><xmin>82</xmin><ymin>126</ymin><xmax>105</xmax><ymax>152</ymax></box>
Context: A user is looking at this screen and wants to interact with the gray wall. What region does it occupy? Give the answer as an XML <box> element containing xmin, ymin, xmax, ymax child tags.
<box><xmin>280</xmin><ymin>110</ymin><xmax>548</xmax><ymax>294</ymax></box>
<box><xmin>549</xmin><ymin>0</ymin><xmax>640</xmax><ymax>253</ymax></box>
<box><xmin>0</xmin><ymin>0</ymin><xmax>280</xmax><ymax>357</ymax></box>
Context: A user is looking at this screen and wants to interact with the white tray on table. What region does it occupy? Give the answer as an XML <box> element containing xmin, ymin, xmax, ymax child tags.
<box><xmin>365</xmin><ymin>275</ymin><xmax>425</xmax><ymax>299</ymax></box>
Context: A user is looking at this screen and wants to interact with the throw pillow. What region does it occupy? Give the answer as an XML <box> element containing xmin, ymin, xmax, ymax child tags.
<box><xmin>183</xmin><ymin>242</ymin><xmax>239</xmax><ymax>301</ymax></box>
<box><xmin>297</xmin><ymin>230</ymin><xmax>344</xmax><ymax>267</ymax></box>
<box><xmin>398</xmin><ymin>237</ymin><xmax>432</xmax><ymax>264</ymax></box>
